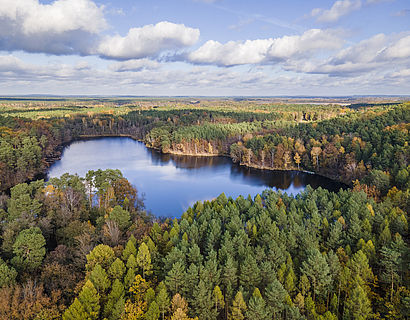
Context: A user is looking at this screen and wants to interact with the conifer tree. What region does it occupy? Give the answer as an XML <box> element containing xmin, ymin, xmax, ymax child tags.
<box><xmin>229</xmin><ymin>291</ymin><xmax>247</xmax><ymax>320</ymax></box>
<box><xmin>122</xmin><ymin>238</ymin><xmax>137</xmax><ymax>262</ymax></box>
<box><xmin>239</xmin><ymin>255</ymin><xmax>260</xmax><ymax>294</ymax></box>
<box><xmin>345</xmin><ymin>282</ymin><xmax>371</xmax><ymax>320</ymax></box>
<box><xmin>0</xmin><ymin>259</ymin><xmax>17</xmax><ymax>287</ymax></box>
<box><xmin>136</xmin><ymin>242</ymin><xmax>153</xmax><ymax>278</ymax></box>
<box><xmin>265</xmin><ymin>279</ymin><xmax>287</xmax><ymax>318</ymax></box>
<box><xmin>213</xmin><ymin>285</ymin><xmax>225</xmax><ymax>316</ymax></box>
<box><xmin>108</xmin><ymin>205</ymin><xmax>131</xmax><ymax>231</ymax></box>
<box><xmin>222</xmin><ymin>255</ymin><xmax>237</xmax><ymax>302</ymax></box>
<box><xmin>347</xmin><ymin>250</ymin><xmax>374</xmax><ymax>288</ymax></box>
<box><xmin>305</xmin><ymin>294</ymin><xmax>316</xmax><ymax>319</ymax></box>
<box><xmin>379</xmin><ymin>246</ymin><xmax>401</xmax><ymax>302</ymax></box>
<box><xmin>11</xmin><ymin>227</ymin><xmax>46</xmax><ymax>272</ymax></box>
<box><xmin>246</xmin><ymin>288</ymin><xmax>269</xmax><ymax>320</ymax></box>
<box><xmin>64</xmin><ymin>280</ymin><xmax>100</xmax><ymax>320</ymax></box>
<box><xmin>80</xmin><ymin>280</ymin><xmax>101</xmax><ymax>320</ymax></box>
<box><xmin>63</xmin><ymin>298</ymin><xmax>87</xmax><ymax>320</ymax></box>
<box><xmin>301</xmin><ymin>248</ymin><xmax>331</xmax><ymax>301</ymax></box>
<box><xmin>145</xmin><ymin>288</ymin><xmax>156</xmax><ymax>305</ymax></box>
<box><xmin>124</xmin><ymin>268</ymin><xmax>136</xmax><ymax>289</ymax></box>
<box><xmin>110</xmin><ymin>297</ymin><xmax>125</xmax><ymax>320</ymax></box>
<box><xmin>145</xmin><ymin>301</ymin><xmax>160</xmax><ymax>320</ymax></box>
<box><xmin>89</xmin><ymin>264</ymin><xmax>110</xmax><ymax>294</ymax></box>
<box><xmin>104</xmin><ymin>279</ymin><xmax>125</xmax><ymax>320</ymax></box>
<box><xmin>379</xmin><ymin>224</ymin><xmax>392</xmax><ymax>247</ymax></box>
<box><xmin>192</xmin><ymin>279</ymin><xmax>217</xmax><ymax>320</ymax></box>
<box><xmin>156</xmin><ymin>285</ymin><xmax>170</xmax><ymax>320</ymax></box>
<box><xmin>108</xmin><ymin>258</ymin><xmax>126</xmax><ymax>280</ymax></box>
<box><xmin>166</xmin><ymin>261</ymin><xmax>185</xmax><ymax>295</ymax></box>
<box><xmin>126</xmin><ymin>254</ymin><xmax>138</xmax><ymax>270</ymax></box>
<box><xmin>298</xmin><ymin>274</ymin><xmax>311</xmax><ymax>297</ymax></box>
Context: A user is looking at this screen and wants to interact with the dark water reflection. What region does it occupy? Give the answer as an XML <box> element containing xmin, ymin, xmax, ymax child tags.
<box><xmin>48</xmin><ymin>137</ymin><xmax>345</xmax><ymax>217</ymax></box>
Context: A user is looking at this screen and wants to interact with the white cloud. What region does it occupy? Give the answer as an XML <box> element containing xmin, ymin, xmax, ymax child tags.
<box><xmin>96</xmin><ymin>21</ymin><xmax>200</xmax><ymax>60</ymax></box>
<box><xmin>384</xmin><ymin>35</ymin><xmax>410</xmax><ymax>59</ymax></box>
<box><xmin>267</xmin><ymin>29</ymin><xmax>343</xmax><ymax>59</ymax></box>
<box><xmin>285</xmin><ymin>33</ymin><xmax>410</xmax><ymax>77</ymax></box>
<box><xmin>331</xmin><ymin>33</ymin><xmax>388</xmax><ymax>63</ymax></box>
<box><xmin>188</xmin><ymin>29</ymin><xmax>343</xmax><ymax>66</ymax></box>
<box><xmin>390</xmin><ymin>68</ymin><xmax>410</xmax><ymax>78</ymax></box>
<box><xmin>188</xmin><ymin>39</ymin><xmax>272</xmax><ymax>66</ymax></box>
<box><xmin>312</xmin><ymin>0</ymin><xmax>362</xmax><ymax>23</ymax></box>
<box><xmin>0</xmin><ymin>55</ymin><xmax>31</xmax><ymax>73</ymax></box>
<box><xmin>0</xmin><ymin>1</ymin><xmax>200</xmax><ymax>61</ymax></box>
<box><xmin>0</xmin><ymin>54</ymin><xmax>273</xmax><ymax>94</ymax></box>
<box><xmin>0</xmin><ymin>0</ymin><xmax>107</xmax><ymax>55</ymax></box>
<box><xmin>109</xmin><ymin>59</ymin><xmax>160</xmax><ymax>72</ymax></box>
<box><xmin>1</xmin><ymin>53</ymin><xmax>409</xmax><ymax>96</ymax></box>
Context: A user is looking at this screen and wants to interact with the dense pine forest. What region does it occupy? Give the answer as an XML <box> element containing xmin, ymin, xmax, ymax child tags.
<box><xmin>0</xmin><ymin>98</ymin><xmax>408</xmax><ymax>319</ymax></box>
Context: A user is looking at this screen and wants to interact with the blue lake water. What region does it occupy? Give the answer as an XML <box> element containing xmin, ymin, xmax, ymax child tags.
<box><xmin>47</xmin><ymin>137</ymin><xmax>345</xmax><ymax>217</ymax></box>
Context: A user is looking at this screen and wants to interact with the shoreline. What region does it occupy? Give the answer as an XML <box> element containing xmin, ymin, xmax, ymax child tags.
<box><xmin>40</xmin><ymin>135</ymin><xmax>350</xmax><ymax>189</ymax></box>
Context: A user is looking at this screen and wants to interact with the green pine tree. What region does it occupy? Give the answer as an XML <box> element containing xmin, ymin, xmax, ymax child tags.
<box><xmin>145</xmin><ymin>301</ymin><xmax>160</xmax><ymax>320</ymax></box>
<box><xmin>136</xmin><ymin>242</ymin><xmax>153</xmax><ymax>278</ymax></box>
<box><xmin>246</xmin><ymin>288</ymin><xmax>269</xmax><ymax>320</ymax></box>
<box><xmin>301</xmin><ymin>248</ymin><xmax>331</xmax><ymax>301</ymax></box>
<box><xmin>265</xmin><ymin>279</ymin><xmax>287</xmax><ymax>318</ymax></box>
<box><xmin>108</xmin><ymin>258</ymin><xmax>126</xmax><ymax>280</ymax></box>
<box><xmin>104</xmin><ymin>279</ymin><xmax>125</xmax><ymax>319</ymax></box>
<box><xmin>122</xmin><ymin>238</ymin><xmax>137</xmax><ymax>262</ymax></box>
<box><xmin>11</xmin><ymin>227</ymin><xmax>46</xmax><ymax>272</ymax></box>
<box><xmin>156</xmin><ymin>285</ymin><xmax>170</xmax><ymax>320</ymax></box>
<box><xmin>124</xmin><ymin>268</ymin><xmax>136</xmax><ymax>289</ymax></box>
<box><xmin>64</xmin><ymin>280</ymin><xmax>100</xmax><ymax>320</ymax></box>
<box><xmin>192</xmin><ymin>279</ymin><xmax>217</xmax><ymax>320</ymax></box>
<box><xmin>126</xmin><ymin>254</ymin><xmax>138</xmax><ymax>270</ymax></box>
<box><xmin>345</xmin><ymin>282</ymin><xmax>372</xmax><ymax>320</ymax></box>
<box><xmin>0</xmin><ymin>259</ymin><xmax>17</xmax><ymax>287</ymax></box>
<box><xmin>63</xmin><ymin>298</ymin><xmax>88</xmax><ymax>320</ymax></box>
<box><xmin>165</xmin><ymin>261</ymin><xmax>185</xmax><ymax>295</ymax></box>
<box><xmin>89</xmin><ymin>264</ymin><xmax>111</xmax><ymax>294</ymax></box>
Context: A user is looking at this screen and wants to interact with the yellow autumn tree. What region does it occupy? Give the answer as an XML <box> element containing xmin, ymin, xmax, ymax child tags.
<box><xmin>294</xmin><ymin>152</ymin><xmax>301</xmax><ymax>170</ymax></box>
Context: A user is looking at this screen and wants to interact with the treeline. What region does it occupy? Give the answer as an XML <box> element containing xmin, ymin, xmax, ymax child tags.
<box><xmin>143</xmin><ymin>121</ymin><xmax>287</xmax><ymax>155</ymax></box>
<box><xmin>0</xmin><ymin>116</ymin><xmax>69</xmax><ymax>189</ymax></box>
<box><xmin>0</xmin><ymin>169</ymin><xmax>407</xmax><ymax>319</ymax></box>
<box><xmin>230</xmin><ymin>106</ymin><xmax>409</xmax><ymax>190</ymax></box>
<box><xmin>0</xmin><ymin>113</ymin><xmax>148</xmax><ymax>190</ymax></box>
<box><xmin>137</xmin><ymin>105</ymin><xmax>409</xmax><ymax>194</ymax></box>
<box><xmin>0</xmin><ymin>104</ymin><xmax>408</xmax><ymax>196</ymax></box>
<box><xmin>0</xmin><ymin>106</ymin><xmax>291</xmax><ymax>191</ymax></box>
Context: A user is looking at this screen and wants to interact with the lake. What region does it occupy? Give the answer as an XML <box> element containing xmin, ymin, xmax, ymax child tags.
<box><xmin>47</xmin><ymin>137</ymin><xmax>345</xmax><ymax>217</ymax></box>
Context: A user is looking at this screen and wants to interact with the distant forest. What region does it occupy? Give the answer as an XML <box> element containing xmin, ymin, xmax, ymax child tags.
<box><xmin>0</xmin><ymin>98</ymin><xmax>408</xmax><ymax>319</ymax></box>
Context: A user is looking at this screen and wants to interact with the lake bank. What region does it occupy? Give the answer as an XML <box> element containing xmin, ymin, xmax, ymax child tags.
<box><xmin>47</xmin><ymin>137</ymin><xmax>347</xmax><ymax>217</ymax></box>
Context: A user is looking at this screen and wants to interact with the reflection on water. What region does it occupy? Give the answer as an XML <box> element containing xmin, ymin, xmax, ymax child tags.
<box><xmin>48</xmin><ymin>137</ymin><xmax>346</xmax><ymax>217</ymax></box>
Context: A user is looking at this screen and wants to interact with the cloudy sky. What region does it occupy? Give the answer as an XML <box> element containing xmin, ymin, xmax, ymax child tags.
<box><xmin>0</xmin><ymin>0</ymin><xmax>409</xmax><ymax>96</ymax></box>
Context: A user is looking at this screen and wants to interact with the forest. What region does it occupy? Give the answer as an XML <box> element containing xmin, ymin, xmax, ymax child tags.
<box><xmin>0</xmin><ymin>97</ymin><xmax>408</xmax><ymax>319</ymax></box>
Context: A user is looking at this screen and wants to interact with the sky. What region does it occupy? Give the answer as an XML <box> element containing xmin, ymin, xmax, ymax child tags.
<box><xmin>0</xmin><ymin>0</ymin><xmax>409</xmax><ymax>96</ymax></box>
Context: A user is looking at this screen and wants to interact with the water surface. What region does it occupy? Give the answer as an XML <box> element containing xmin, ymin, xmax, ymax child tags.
<box><xmin>48</xmin><ymin>137</ymin><xmax>345</xmax><ymax>217</ymax></box>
